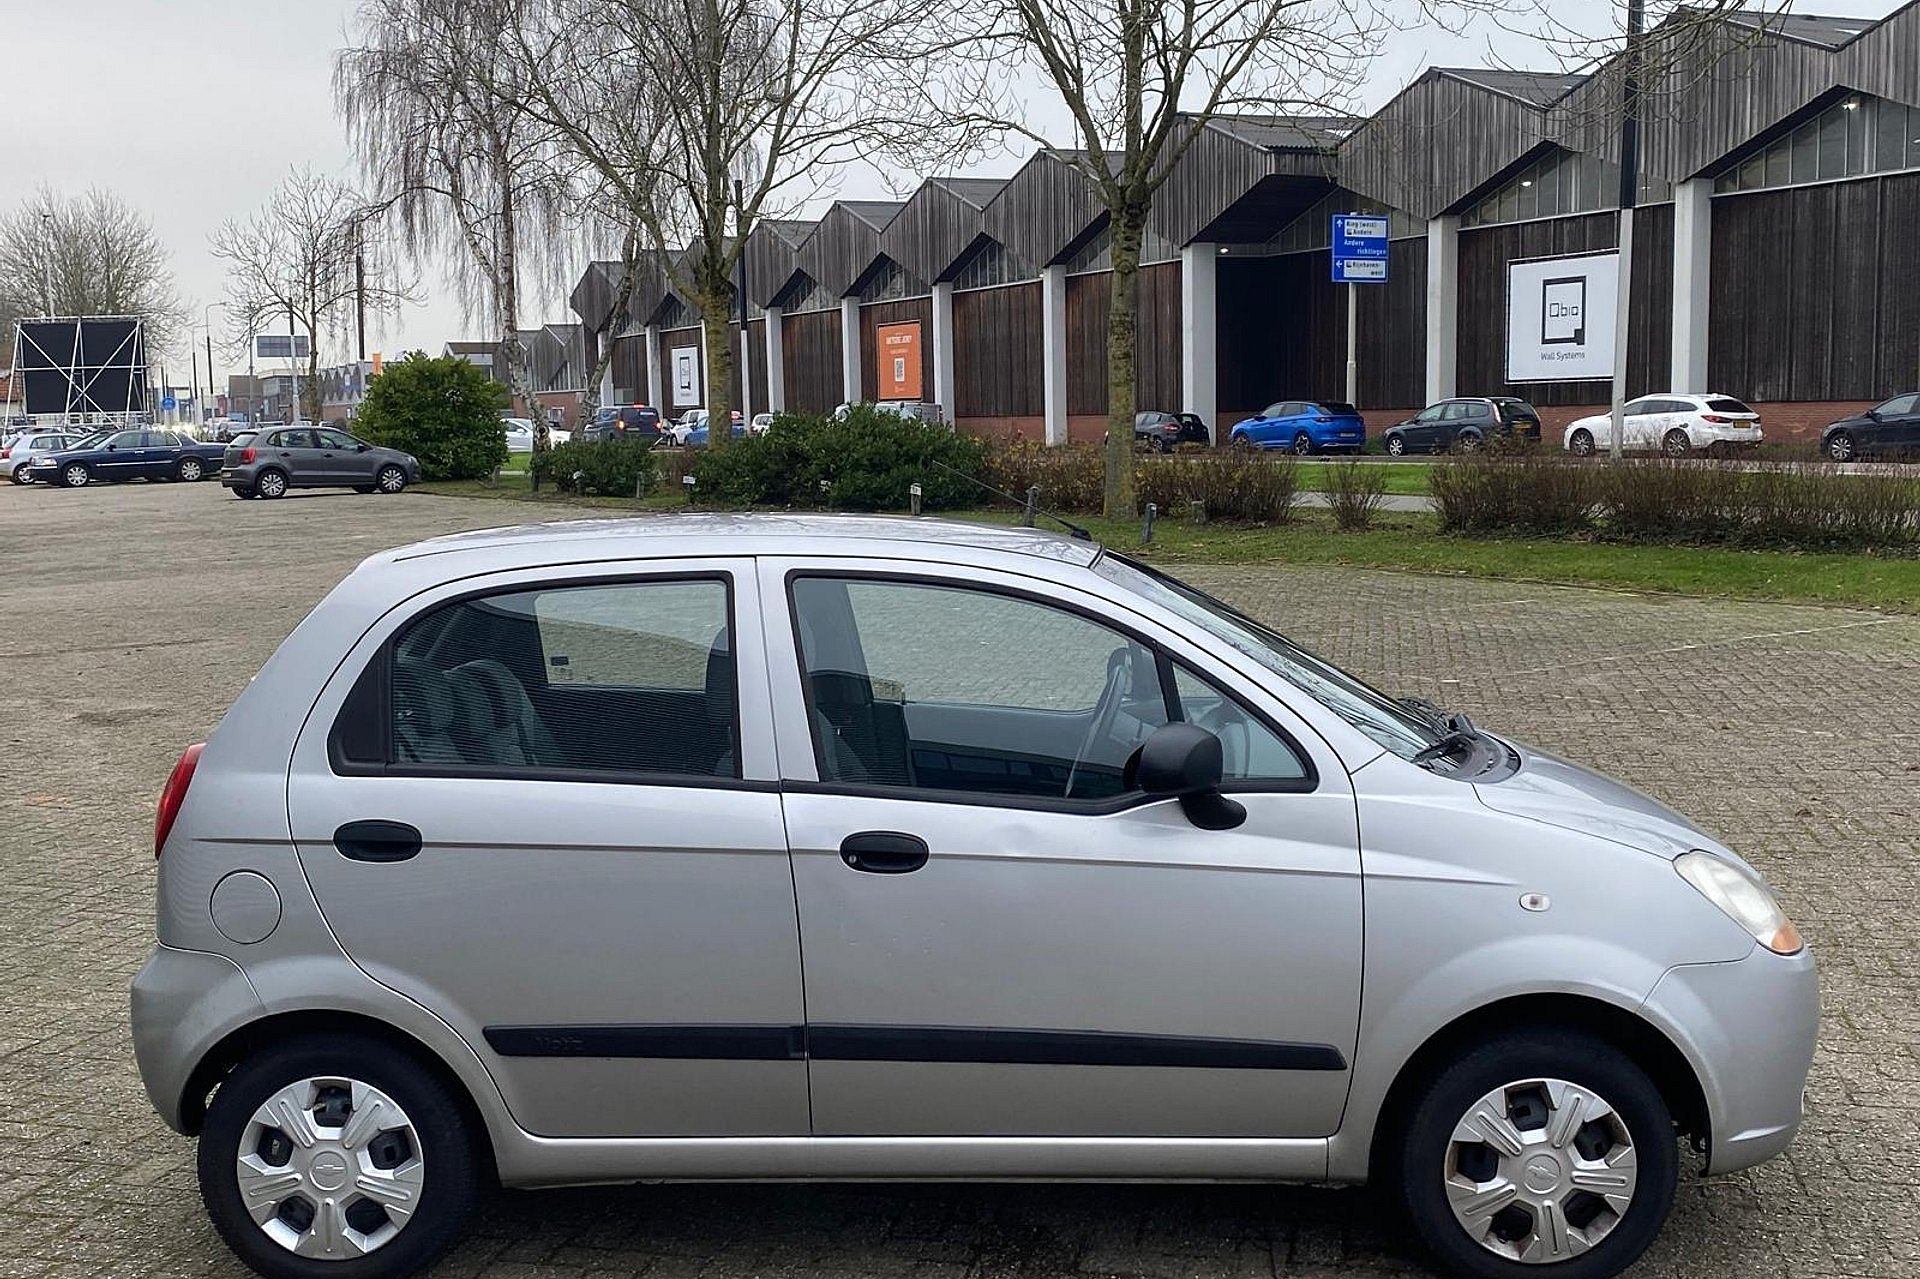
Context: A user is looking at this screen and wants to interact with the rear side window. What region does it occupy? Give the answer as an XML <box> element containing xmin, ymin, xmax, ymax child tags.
<box><xmin>1705</xmin><ymin>398</ymin><xmax>1753</xmax><ymax>414</ymax></box>
<box><xmin>333</xmin><ymin>577</ymin><xmax>739</xmax><ymax>781</ymax></box>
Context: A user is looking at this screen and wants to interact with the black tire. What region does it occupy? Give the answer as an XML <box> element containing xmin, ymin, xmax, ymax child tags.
<box><xmin>8</xmin><ymin>464</ymin><xmax>29</xmax><ymax>485</ymax></box>
<box><xmin>1291</xmin><ymin>432</ymin><xmax>1315</xmax><ymax>456</ymax></box>
<box><xmin>1662</xmin><ymin>429</ymin><xmax>1692</xmax><ymax>458</ymax></box>
<box><xmin>62</xmin><ymin>462</ymin><xmax>92</xmax><ymax>488</ymax></box>
<box><xmin>1825</xmin><ymin>430</ymin><xmax>1855</xmax><ymax>463</ymax></box>
<box><xmin>1230</xmin><ymin>433</ymin><xmax>1255</xmax><ymax>452</ymax></box>
<box><xmin>177</xmin><ymin>457</ymin><xmax>206</xmax><ymax>482</ymax></box>
<box><xmin>1453</xmin><ymin>432</ymin><xmax>1482</xmax><ymax>454</ymax></box>
<box><xmin>1568</xmin><ymin>429</ymin><xmax>1594</xmax><ymax>458</ymax></box>
<box><xmin>255</xmin><ymin>468</ymin><xmax>289</xmax><ymax>499</ymax></box>
<box><xmin>353</xmin><ymin>485</ymin><xmax>376</xmax><ymax>494</ymax></box>
<box><xmin>198</xmin><ymin>1035</ymin><xmax>482</xmax><ymax>1279</ymax></box>
<box><xmin>1397</xmin><ymin>1030</ymin><xmax>1677</xmax><ymax>1279</ymax></box>
<box><xmin>234</xmin><ymin>488</ymin><xmax>258</xmax><ymax>500</ymax></box>
<box><xmin>1154</xmin><ymin>436</ymin><xmax>1173</xmax><ymax>454</ymax></box>
<box><xmin>1386</xmin><ymin>434</ymin><xmax>1407</xmax><ymax>457</ymax></box>
<box><xmin>375</xmin><ymin>464</ymin><xmax>408</xmax><ymax>494</ymax></box>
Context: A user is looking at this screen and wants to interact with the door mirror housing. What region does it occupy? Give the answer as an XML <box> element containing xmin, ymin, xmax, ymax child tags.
<box><xmin>357</xmin><ymin>442</ymin><xmax>370</xmax><ymax>452</ymax></box>
<box><xmin>1131</xmin><ymin>722</ymin><xmax>1246</xmax><ymax>831</ymax></box>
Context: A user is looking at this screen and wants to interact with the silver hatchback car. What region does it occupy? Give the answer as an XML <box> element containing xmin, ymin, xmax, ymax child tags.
<box><xmin>134</xmin><ymin>515</ymin><xmax>1815</xmax><ymax>1279</ymax></box>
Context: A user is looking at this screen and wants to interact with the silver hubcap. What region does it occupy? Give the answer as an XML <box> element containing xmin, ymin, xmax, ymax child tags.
<box><xmin>182</xmin><ymin>461</ymin><xmax>201</xmax><ymax>479</ymax></box>
<box><xmin>236</xmin><ymin>1076</ymin><xmax>424</xmax><ymax>1260</ymax></box>
<box><xmin>1444</xmin><ymin>1077</ymin><xmax>1637</xmax><ymax>1264</ymax></box>
<box><xmin>1831</xmin><ymin>437</ymin><xmax>1851</xmax><ymax>460</ymax></box>
<box><xmin>260</xmin><ymin>473</ymin><xmax>285</xmax><ymax>496</ymax></box>
<box><xmin>379</xmin><ymin>468</ymin><xmax>404</xmax><ymax>491</ymax></box>
<box><xmin>65</xmin><ymin>465</ymin><xmax>87</xmax><ymax>486</ymax></box>
<box><xmin>1665</xmin><ymin>434</ymin><xmax>1688</xmax><ymax>456</ymax></box>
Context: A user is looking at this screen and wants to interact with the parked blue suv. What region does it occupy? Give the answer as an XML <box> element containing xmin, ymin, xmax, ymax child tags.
<box><xmin>1228</xmin><ymin>400</ymin><xmax>1366</xmax><ymax>454</ymax></box>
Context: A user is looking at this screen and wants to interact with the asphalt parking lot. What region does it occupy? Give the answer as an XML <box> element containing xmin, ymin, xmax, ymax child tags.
<box><xmin>1</xmin><ymin>479</ymin><xmax>1915</xmax><ymax>1279</ymax></box>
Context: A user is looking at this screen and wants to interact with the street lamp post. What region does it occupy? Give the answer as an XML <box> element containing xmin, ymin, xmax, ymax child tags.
<box><xmin>40</xmin><ymin>211</ymin><xmax>54</xmax><ymax>317</ymax></box>
<box><xmin>203</xmin><ymin>304</ymin><xmax>222</xmax><ymax>425</ymax></box>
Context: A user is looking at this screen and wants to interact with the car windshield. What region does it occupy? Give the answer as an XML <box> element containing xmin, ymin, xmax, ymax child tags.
<box><xmin>1094</xmin><ymin>553</ymin><xmax>1443</xmax><ymax>758</ymax></box>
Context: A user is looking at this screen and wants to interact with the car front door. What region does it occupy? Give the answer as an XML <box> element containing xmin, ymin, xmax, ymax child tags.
<box><xmin>1404</xmin><ymin>404</ymin><xmax>1448</xmax><ymax>450</ymax></box>
<box><xmin>1873</xmin><ymin>393</ymin><xmax>1920</xmax><ymax>452</ymax></box>
<box><xmin>764</xmin><ymin>561</ymin><xmax>1362</xmax><ymax>1140</ymax></box>
<box><xmin>314</xmin><ymin>427</ymin><xmax>376</xmax><ymax>485</ymax></box>
<box><xmin>97</xmin><ymin>430</ymin><xmax>146</xmax><ymax>479</ymax></box>
<box><xmin>286</xmin><ymin>560</ymin><xmax>808</xmax><ymax>1139</ymax></box>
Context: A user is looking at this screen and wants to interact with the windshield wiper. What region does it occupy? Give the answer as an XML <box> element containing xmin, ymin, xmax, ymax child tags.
<box><xmin>1398</xmin><ymin>696</ymin><xmax>1451</xmax><ymax>727</ymax></box>
<box><xmin>1408</xmin><ymin>709</ymin><xmax>1484</xmax><ymax>765</ymax></box>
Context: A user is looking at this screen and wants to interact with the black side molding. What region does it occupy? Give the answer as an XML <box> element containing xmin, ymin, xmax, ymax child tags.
<box><xmin>484</xmin><ymin>1024</ymin><xmax>806</xmax><ymax>1060</ymax></box>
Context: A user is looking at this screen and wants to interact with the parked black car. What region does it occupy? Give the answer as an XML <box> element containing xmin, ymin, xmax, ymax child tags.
<box><xmin>1133</xmin><ymin>410</ymin><xmax>1211</xmax><ymax>451</ymax></box>
<box><xmin>23</xmin><ymin>428</ymin><xmax>226</xmax><ymax>487</ymax></box>
<box><xmin>1381</xmin><ymin>397</ymin><xmax>1542</xmax><ymax>456</ymax></box>
<box><xmin>220</xmin><ymin>426</ymin><xmax>421</xmax><ymax>499</ymax></box>
<box><xmin>1822</xmin><ymin>393</ymin><xmax>1919</xmax><ymax>461</ymax></box>
<box><xmin>581</xmin><ymin>404</ymin><xmax>667</xmax><ymax>445</ymax></box>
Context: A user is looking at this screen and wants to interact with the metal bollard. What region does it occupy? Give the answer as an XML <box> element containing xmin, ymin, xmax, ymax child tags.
<box><xmin>682</xmin><ymin>473</ymin><xmax>697</xmax><ymax>504</ymax></box>
<box><xmin>1142</xmin><ymin>502</ymin><xmax>1157</xmax><ymax>544</ymax></box>
<box><xmin>909</xmin><ymin>482</ymin><xmax>923</xmax><ymax>517</ymax></box>
<box><xmin>1188</xmin><ymin>499</ymin><xmax>1206</xmax><ymax>525</ymax></box>
<box><xmin>1023</xmin><ymin>485</ymin><xmax>1040</xmax><ymax>527</ymax></box>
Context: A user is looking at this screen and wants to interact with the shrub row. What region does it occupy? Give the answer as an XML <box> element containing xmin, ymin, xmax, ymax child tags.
<box><xmin>983</xmin><ymin>439</ymin><xmax>1301</xmax><ymax>523</ymax></box>
<box><xmin>689</xmin><ymin>406</ymin><xmax>985</xmax><ymax>511</ymax></box>
<box><xmin>1431</xmin><ymin>454</ymin><xmax>1920</xmax><ymax>548</ymax></box>
<box><xmin>530</xmin><ymin>438</ymin><xmax>660</xmax><ymax>497</ymax></box>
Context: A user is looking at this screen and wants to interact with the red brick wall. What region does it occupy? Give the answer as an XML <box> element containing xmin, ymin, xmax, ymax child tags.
<box><xmin>957</xmin><ymin>415</ymin><xmax>1046</xmax><ymax>442</ymax></box>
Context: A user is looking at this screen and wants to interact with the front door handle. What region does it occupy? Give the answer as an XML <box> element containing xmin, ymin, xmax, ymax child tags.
<box><xmin>334</xmin><ymin>820</ymin><xmax>422</xmax><ymax>863</ymax></box>
<box><xmin>839</xmin><ymin>831</ymin><xmax>929</xmax><ymax>874</ymax></box>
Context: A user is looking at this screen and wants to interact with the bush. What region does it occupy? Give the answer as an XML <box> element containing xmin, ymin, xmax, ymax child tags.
<box><xmin>1138</xmin><ymin>452</ymin><xmax>1300</xmax><ymax>523</ymax></box>
<box><xmin>530</xmin><ymin>438</ymin><xmax>659</xmax><ymax>497</ymax></box>
<box><xmin>981</xmin><ymin>438</ymin><xmax>1105</xmax><ymax>513</ymax></box>
<box><xmin>1324</xmin><ymin>459</ymin><xmax>1390</xmax><ymax>531</ymax></box>
<box><xmin>354</xmin><ymin>351</ymin><xmax>509</xmax><ymax>480</ymax></box>
<box><xmin>1431</xmin><ymin>451</ymin><xmax>1600</xmax><ymax>534</ymax></box>
<box><xmin>691</xmin><ymin>406</ymin><xmax>986</xmax><ymax>511</ymax></box>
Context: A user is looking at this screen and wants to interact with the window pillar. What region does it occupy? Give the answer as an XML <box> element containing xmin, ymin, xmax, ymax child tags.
<box><xmin>1424</xmin><ymin>216</ymin><xmax>1459</xmax><ymax>403</ymax></box>
<box><xmin>1671</xmin><ymin>179</ymin><xmax>1712</xmax><ymax>392</ymax></box>
<box><xmin>1041</xmin><ymin>264</ymin><xmax>1068</xmax><ymax>445</ymax></box>
<box><xmin>1180</xmin><ymin>243</ymin><xmax>1218</xmax><ymax>438</ymax></box>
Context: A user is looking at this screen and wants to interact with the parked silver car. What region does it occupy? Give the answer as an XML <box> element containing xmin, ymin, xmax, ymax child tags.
<box><xmin>3</xmin><ymin>429</ymin><xmax>81</xmax><ymax>482</ymax></box>
<box><xmin>135</xmin><ymin>515</ymin><xmax>1814</xmax><ymax>1279</ymax></box>
<box><xmin>221</xmin><ymin>426</ymin><xmax>421</xmax><ymax>499</ymax></box>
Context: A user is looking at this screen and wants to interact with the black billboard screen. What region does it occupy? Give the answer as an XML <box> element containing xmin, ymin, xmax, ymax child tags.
<box><xmin>13</xmin><ymin>318</ymin><xmax>148</xmax><ymax>415</ymax></box>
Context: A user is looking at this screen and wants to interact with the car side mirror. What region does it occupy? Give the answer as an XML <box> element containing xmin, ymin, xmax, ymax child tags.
<box><xmin>357</xmin><ymin>443</ymin><xmax>370</xmax><ymax>452</ymax></box>
<box><xmin>1866</xmin><ymin>410</ymin><xmax>1881</xmax><ymax>421</ymax></box>
<box><xmin>105</xmin><ymin>444</ymin><xmax>116</xmax><ymax>451</ymax></box>
<box><xmin>1131</xmin><ymin>722</ymin><xmax>1246</xmax><ymax>831</ymax></box>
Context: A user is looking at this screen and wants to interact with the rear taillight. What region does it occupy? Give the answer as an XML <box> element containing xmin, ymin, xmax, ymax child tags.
<box><xmin>239</xmin><ymin>446</ymin><xmax>256</xmax><ymax>462</ymax></box>
<box><xmin>0</xmin><ymin>446</ymin><xmax>10</xmax><ymax>459</ymax></box>
<box><xmin>1701</xmin><ymin>414</ymin><xmax>1731</xmax><ymax>424</ymax></box>
<box><xmin>155</xmin><ymin>742</ymin><xmax>205</xmax><ymax>858</ymax></box>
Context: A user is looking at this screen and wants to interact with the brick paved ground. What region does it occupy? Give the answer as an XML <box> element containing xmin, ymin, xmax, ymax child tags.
<box><xmin>1</xmin><ymin>480</ymin><xmax>1914</xmax><ymax>1279</ymax></box>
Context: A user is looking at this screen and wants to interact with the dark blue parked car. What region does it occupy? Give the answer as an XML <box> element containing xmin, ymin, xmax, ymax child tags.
<box><xmin>24</xmin><ymin>428</ymin><xmax>226</xmax><ymax>487</ymax></box>
<box><xmin>1228</xmin><ymin>400</ymin><xmax>1366</xmax><ymax>454</ymax></box>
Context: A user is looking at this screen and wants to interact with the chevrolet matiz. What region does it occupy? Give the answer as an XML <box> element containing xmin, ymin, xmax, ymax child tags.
<box><xmin>133</xmin><ymin>514</ymin><xmax>1816</xmax><ymax>1279</ymax></box>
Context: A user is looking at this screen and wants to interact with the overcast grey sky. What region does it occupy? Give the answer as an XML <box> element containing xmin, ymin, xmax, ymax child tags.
<box><xmin>2</xmin><ymin>0</ymin><xmax>1900</xmax><ymax>377</ymax></box>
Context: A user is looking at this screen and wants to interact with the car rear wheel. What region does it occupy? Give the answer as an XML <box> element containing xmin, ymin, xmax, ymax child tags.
<box><xmin>1398</xmin><ymin>1030</ymin><xmax>1676</xmax><ymax>1279</ymax></box>
<box><xmin>1230</xmin><ymin>434</ymin><xmax>1255</xmax><ymax>452</ymax></box>
<box><xmin>62</xmin><ymin>463</ymin><xmax>91</xmax><ymax>488</ymax></box>
<box><xmin>1291</xmin><ymin>432</ymin><xmax>1315</xmax><ymax>456</ymax></box>
<box><xmin>1453</xmin><ymin>433</ymin><xmax>1482</xmax><ymax>454</ymax></box>
<box><xmin>1386</xmin><ymin>434</ymin><xmax>1407</xmax><ymax>457</ymax></box>
<box><xmin>198</xmin><ymin>1036</ymin><xmax>480</xmax><ymax>1279</ymax></box>
<box><xmin>353</xmin><ymin>484</ymin><xmax>375</xmax><ymax>494</ymax></box>
<box><xmin>1567</xmin><ymin>429</ymin><xmax>1594</xmax><ymax>458</ymax></box>
<box><xmin>1662</xmin><ymin>429</ymin><xmax>1692</xmax><ymax>458</ymax></box>
<box><xmin>1825</xmin><ymin>430</ymin><xmax>1855</xmax><ymax>463</ymax></box>
<box><xmin>1154</xmin><ymin>436</ymin><xmax>1173</xmax><ymax>453</ymax></box>
<box><xmin>9</xmin><ymin>464</ymin><xmax>30</xmax><ymax>484</ymax></box>
<box><xmin>255</xmin><ymin>468</ymin><xmax>289</xmax><ymax>499</ymax></box>
<box><xmin>177</xmin><ymin>457</ymin><xmax>205</xmax><ymax>482</ymax></box>
<box><xmin>233</xmin><ymin>488</ymin><xmax>257</xmax><ymax>500</ymax></box>
<box><xmin>375</xmin><ymin>464</ymin><xmax>408</xmax><ymax>494</ymax></box>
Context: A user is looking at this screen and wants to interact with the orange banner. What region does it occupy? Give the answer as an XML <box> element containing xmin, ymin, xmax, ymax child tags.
<box><xmin>875</xmin><ymin>322</ymin><xmax>922</xmax><ymax>400</ymax></box>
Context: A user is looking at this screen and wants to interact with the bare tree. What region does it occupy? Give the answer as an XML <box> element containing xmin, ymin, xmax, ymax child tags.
<box><xmin>336</xmin><ymin>0</ymin><xmax>590</xmax><ymax>440</ymax></box>
<box><xmin>210</xmin><ymin>169</ymin><xmax>416</xmax><ymax>421</ymax></box>
<box><xmin>491</xmin><ymin>0</ymin><xmax>990</xmax><ymax>443</ymax></box>
<box><xmin>0</xmin><ymin>186</ymin><xmax>187</xmax><ymax>356</ymax></box>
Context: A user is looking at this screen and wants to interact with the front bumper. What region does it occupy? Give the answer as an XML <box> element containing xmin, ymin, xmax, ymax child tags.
<box><xmin>1641</xmin><ymin>943</ymin><xmax>1817</xmax><ymax>1174</ymax></box>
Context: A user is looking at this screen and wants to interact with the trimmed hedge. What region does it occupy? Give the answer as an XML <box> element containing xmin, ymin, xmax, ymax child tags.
<box><xmin>983</xmin><ymin>438</ymin><xmax>1300</xmax><ymax>523</ymax></box>
<box><xmin>530</xmin><ymin>438</ymin><xmax>660</xmax><ymax>497</ymax></box>
<box><xmin>689</xmin><ymin>406</ymin><xmax>985</xmax><ymax>511</ymax></box>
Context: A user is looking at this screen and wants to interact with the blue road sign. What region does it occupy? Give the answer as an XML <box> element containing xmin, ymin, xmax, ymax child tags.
<box><xmin>161</xmin><ymin>395</ymin><xmax>177</xmax><ymax>411</ymax></box>
<box><xmin>1331</xmin><ymin>214</ymin><xmax>1390</xmax><ymax>284</ymax></box>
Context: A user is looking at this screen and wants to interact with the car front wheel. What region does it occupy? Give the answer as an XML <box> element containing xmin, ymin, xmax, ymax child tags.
<box><xmin>1398</xmin><ymin>1030</ymin><xmax>1676</xmax><ymax>1279</ymax></box>
<box><xmin>198</xmin><ymin>1035</ymin><xmax>480</xmax><ymax>1279</ymax></box>
<box><xmin>1825</xmin><ymin>431</ymin><xmax>1855</xmax><ymax>463</ymax></box>
<box><xmin>375</xmin><ymin>464</ymin><xmax>408</xmax><ymax>494</ymax></box>
<box><xmin>1567</xmin><ymin>429</ymin><xmax>1594</xmax><ymax>458</ymax></box>
<box><xmin>62</xmin><ymin>463</ymin><xmax>91</xmax><ymax>488</ymax></box>
<box><xmin>1386</xmin><ymin>435</ymin><xmax>1407</xmax><ymax>457</ymax></box>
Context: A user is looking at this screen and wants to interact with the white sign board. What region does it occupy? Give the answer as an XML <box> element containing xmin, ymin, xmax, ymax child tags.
<box><xmin>670</xmin><ymin>345</ymin><xmax>700</xmax><ymax>407</ymax></box>
<box><xmin>1505</xmin><ymin>252</ymin><xmax>1618</xmax><ymax>382</ymax></box>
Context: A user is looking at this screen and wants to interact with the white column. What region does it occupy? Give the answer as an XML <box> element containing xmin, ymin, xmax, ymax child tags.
<box><xmin>1041</xmin><ymin>264</ymin><xmax>1068</xmax><ymax>445</ymax></box>
<box><xmin>931</xmin><ymin>280</ymin><xmax>956</xmax><ymax>423</ymax></box>
<box><xmin>737</xmin><ymin>321</ymin><xmax>752</xmax><ymax>423</ymax></box>
<box><xmin>1180</xmin><ymin>243</ymin><xmax>1217</xmax><ymax>437</ymax></box>
<box><xmin>643</xmin><ymin>325</ymin><xmax>662</xmax><ymax>408</ymax></box>
<box><xmin>598</xmin><ymin>330</ymin><xmax>614</xmax><ymax>404</ymax></box>
<box><xmin>764</xmin><ymin>306</ymin><xmax>786</xmax><ymax>412</ymax></box>
<box><xmin>1671</xmin><ymin>178</ymin><xmax>1712</xmax><ymax>392</ymax></box>
<box><xmin>1424</xmin><ymin>216</ymin><xmax>1459</xmax><ymax>403</ymax></box>
<box><xmin>840</xmin><ymin>296</ymin><xmax>862</xmax><ymax>404</ymax></box>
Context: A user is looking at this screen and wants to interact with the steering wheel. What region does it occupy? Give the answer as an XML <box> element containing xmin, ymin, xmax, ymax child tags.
<box><xmin>1065</xmin><ymin>648</ymin><xmax>1133</xmax><ymax>799</ymax></box>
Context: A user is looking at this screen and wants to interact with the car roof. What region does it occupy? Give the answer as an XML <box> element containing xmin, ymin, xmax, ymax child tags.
<box><xmin>380</xmin><ymin>512</ymin><xmax>1103</xmax><ymax>570</ymax></box>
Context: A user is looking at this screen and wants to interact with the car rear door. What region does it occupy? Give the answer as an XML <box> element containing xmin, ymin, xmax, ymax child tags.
<box><xmin>285</xmin><ymin>558</ymin><xmax>809</xmax><ymax>1139</ymax></box>
<box><xmin>262</xmin><ymin>428</ymin><xmax>325</xmax><ymax>484</ymax></box>
<box><xmin>761</xmin><ymin>559</ymin><xmax>1362</xmax><ymax>1141</ymax></box>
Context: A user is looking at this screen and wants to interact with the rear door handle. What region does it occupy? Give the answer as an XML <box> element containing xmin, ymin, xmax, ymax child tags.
<box><xmin>839</xmin><ymin>831</ymin><xmax>929</xmax><ymax>874</ymax></box>
<box><xmin>334</xmin><ymin>820</ymin><xmax>422</xmax><ymax>863</ymax></box>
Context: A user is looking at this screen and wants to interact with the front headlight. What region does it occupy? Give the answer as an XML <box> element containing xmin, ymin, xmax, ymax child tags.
<box><xmin>1675</xmin><ymin>850</ymin><xmax>1802</xmax><ymax>954</ymax></box>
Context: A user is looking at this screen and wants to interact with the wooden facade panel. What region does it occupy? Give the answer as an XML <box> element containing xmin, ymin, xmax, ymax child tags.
<box><xmin>781</xmin><ymin>309</ymin><xmax>843</xmax><ymax>415</ymax></box>
<box><xmin>1712</xmin><ymin>173</ymin><xmax>1919</xmax><ymax>402</ymax></box>
<box><xmin>610</xmin><ymin>334</ymin><xmax>644</xmax><ymax>403</ymax></box>
<box><xmin>858</xmin><ymin>298</ymin><xmax>935</xmax><ymax>402</ymax></box>
<box><xmin>984</xmin><ymin>151</ymin><xmax>1106</xmax><ymax>268</ymax></box>
<box><xmin>745</xmin><ymin>318</ymin><xmax>768</xmax><ymax>411</ymax></box>
<box><xmin>1626</xmin><ymin>203</ymin><xmax>1674</xmax><ymax>396</ymax></box>
<box><xmin>953</xmin><ymin>283</ymin><xmax>1043</xmax><ymax>417</ymax></box>
<box><xmin>1062</xmin><ymin>264</ymin><xmax>1183</xmax><ymax>416</ymax></box>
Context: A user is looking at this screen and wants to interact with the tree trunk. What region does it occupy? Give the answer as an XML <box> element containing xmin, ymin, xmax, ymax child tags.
<box><xmin>700</xmin><ymin>291</ymin><xmax>734</xmax><ymax>449</ymax></box>
<box><xmin>1103</xmin><ymin>207</ymin><xmax>1145</xmax><ymax>518</ymax></box>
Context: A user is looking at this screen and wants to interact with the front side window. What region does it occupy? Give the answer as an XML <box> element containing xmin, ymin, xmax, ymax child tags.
<box><xmin>356</xmin><ymin>576</ymin><xmax>738</xmax><ymax>780</ymax></box>
<box><xmin>1260</xmin><ymin>402</ymin><xmax>1286</xmax><ymax>418</ymax></box>
<box><xmin>1874</xmin><ymin>394</ymin><xmax>1917</xmax><ymax>417</ymax></box>
<box><xmin>106</xmin><ymin>431</ymin><xmax>142</xmax><ymax>448</ymax></box>
<box><xmin>788</xmin><ymin>576</ymin><xmax>1306</xmax><ymax>803</ymax></box>
<box><xmin>1416</xmin><ymin>405</ymin><xmax>1447</xmax><ymax>423</ymax></box>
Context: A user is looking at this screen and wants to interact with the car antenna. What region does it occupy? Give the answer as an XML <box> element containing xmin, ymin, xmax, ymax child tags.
<box><xmin>928</xmin><ymin>459</ymin><xmax>1094</xmax><ymax>541</ymax></box>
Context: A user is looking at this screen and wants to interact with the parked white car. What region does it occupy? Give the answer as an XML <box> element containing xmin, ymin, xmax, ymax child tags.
<box><xmin>668</xmin><ymin>409</ymin><xmax>708</xmax><ymax>445</ymax></box>
<box><xmin>750</xmin><ymin>412</ymin><xmax>774</xmax><ymax>434</ymax></box>
<box><xmin>502</xmin><ymin>418</ymin><xmax>571</xmax><ymax>453</ymax></box>
<box><xmin>1563</xmin><ymin>395</ymin><xmax>1762</xmax><ymax>458</ymax></box>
